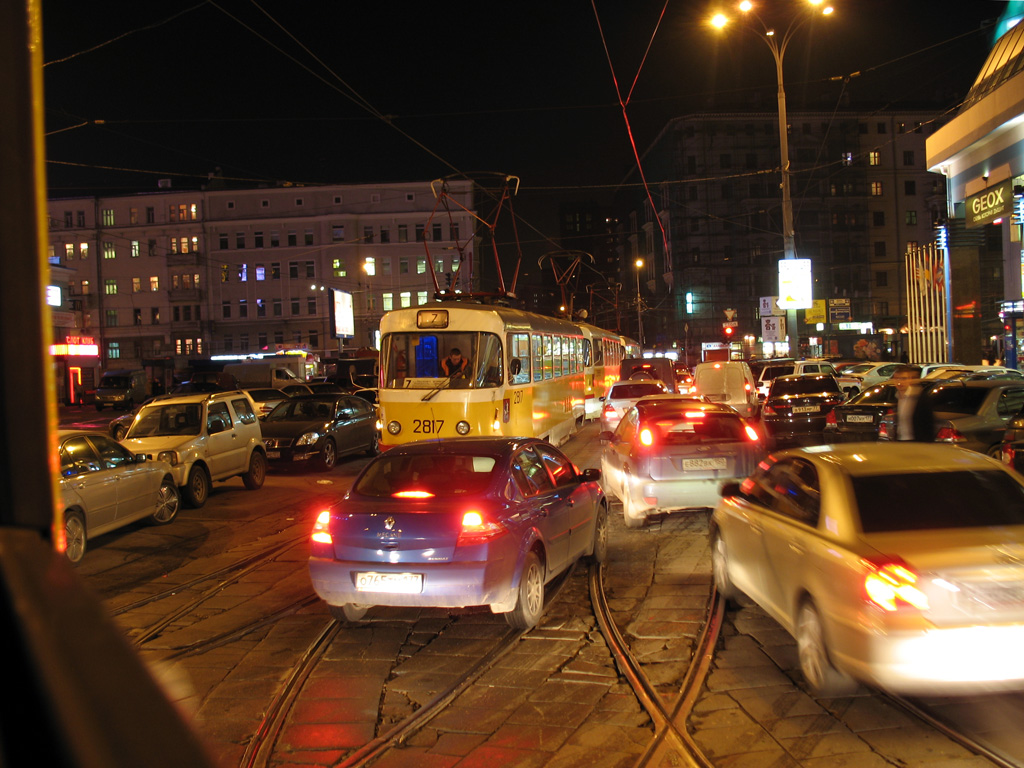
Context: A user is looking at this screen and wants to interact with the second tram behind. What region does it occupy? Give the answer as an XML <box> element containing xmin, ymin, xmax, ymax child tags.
<box><xmin>377</xmin><ymin>303</ymin><xmax>635</xmax><ymax>449</ymax></box>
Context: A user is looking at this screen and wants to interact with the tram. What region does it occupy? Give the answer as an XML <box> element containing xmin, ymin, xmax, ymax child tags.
<box><xmin>377</xmin><ymin>303</ymin><xmax>636</xmax><ymax>448</ymax></box>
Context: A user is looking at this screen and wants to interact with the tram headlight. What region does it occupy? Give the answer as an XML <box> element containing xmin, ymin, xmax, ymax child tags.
<box><xmin>387</xmin><ymin>420</ymin><xmax>402</xmax><ymax>435</ymax></box>
<box><xmin>456</xmin><ymin>420</ymin><xmax>471</xmax><ymax>436</ymax></box>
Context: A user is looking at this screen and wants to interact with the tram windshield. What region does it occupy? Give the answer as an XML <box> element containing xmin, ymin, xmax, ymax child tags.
<box><xmin>382</xmin><ymin>332</ymin><xmax>503</xmax><ymax>389</ymax></box>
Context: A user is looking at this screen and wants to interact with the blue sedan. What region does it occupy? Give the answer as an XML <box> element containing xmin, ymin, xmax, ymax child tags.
<box><xmin>308</xmin><ymin>437</ymin><xmax>607</xmax><ymax>629</ymax></box>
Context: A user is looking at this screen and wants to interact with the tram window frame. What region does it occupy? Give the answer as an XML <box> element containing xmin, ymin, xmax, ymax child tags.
<box><xmin>542</xmin><ymin>334</ymin><xmax>554</xmax><ymax>380</ymax></box>
<box><xmin>508</xmin><ymin>332</ymin><xmax>531</xmax><ymax>385</ymax></box>
<box><xmin>584</xmin><ymin>338</ymin><xmax>594</xmax><ymax>367</ymax></box>
<box><xmin>532</xmin><ymin>333</ymin><xmax>544</xmax><ymax>382</ymax></box>
<box><xmin>553</xmin><ymin>335</ymin><xmax>563</xmax><ymax>378</ymax></box>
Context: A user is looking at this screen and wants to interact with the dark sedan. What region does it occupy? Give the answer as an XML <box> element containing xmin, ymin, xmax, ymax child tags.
<box><xmin>261</xmin><ymin>394</ymin><xmax>378</xmax><ymax>470</ymax></box>
<box><xmin>761</xmin><ymin>373</ymin><xmax>845</xmax><ymax>448</ymax></box>
<box><xmin>308</xmin><ymin>437</ymin><xmax>607</xmax><ymax>629</ymax></box>
<box><xmin>824</xmin><ymin>384</ymin><xmax>896</xmax><ymax>442</ymax></box>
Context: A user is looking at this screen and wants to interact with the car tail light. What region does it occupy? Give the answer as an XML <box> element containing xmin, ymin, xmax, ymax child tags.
<box><xmin>1003</xmin><ymin>445</ymin><xmax>1015</xmax><ymax>466</ymax></box>
<box><xmin>457</xmin><ymin>510</ymin><xmax>506</xmax><ymax>545</ymax></box>
<box><xmin>826</xmin><ymin>410</ymin><xmax>837</xmax><ymax>425</ymax></box>
<box><xmin>603</xmin><ymin>403</ymin><xmax>615</xmax><ymax>415</ymax></box>
<box><xmin>393</xmin><ymin>490</ymin><xmax>434</xmax><ymax>499</ymax></box>
<box><xmin>639</xmin><ymin>427</ymin><xmax>655</xmax><ymax>447</ymax></box>
<box><xmin>684</xmin><ymin>411</ymin><xmax>705</xmax><ymax>419</ymax></box>
<box><xmin>744</xmin><ymin>425</ymin><xmax>760</xmax><ymax>441</ymax></box>
<box><xmin>862</xmin><ymin>559</ymin><xmax>929</xmax><ymax>611</ymax></box>
<box><xmin>311</xmin><ymin>510</ymin><xmax>333</xmax><ymax>545</ymax></box>
<box><xmin>744</xmin><ymin>382</ymin><xmax>752</xmax><ymax>392</ymax></box>
<box><xmin>935</xmin><ymin>426</ymin><xmax>966</xmax><ymax>443</ymax></box>
<box><xmin>762</xmin><ymin>404</ymin><xmax>778</xmax><ymax>416</ymax></box>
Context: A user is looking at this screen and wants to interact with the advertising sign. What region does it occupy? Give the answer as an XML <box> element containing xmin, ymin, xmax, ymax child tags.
<box><xmin>759</xmin><ymin>296</ymin><xmax>783</xmax><ymax>317</ymax></box>
<box><xmin>762</xmin><ymin>315</ymin><xmax>786</xmax><ymax>342</ymax></box>
<box><xmin>777</xmin><ymin>259</ymin><xmax>812</xmax><ymax>309</ymax></box>
<box><xmin>804</xmin><ymin>300</ymin><xmax>826</xmax><ymax>324</ymax></box>
<box><xmin>329</xmin><ymin>288</ymin><xmax>354</xmax><ymax>338</ymax></box>
<box><xmin>966</xmin><ymin>180</ymin><xmax>1012</xmax><ymax>228</ymax></box>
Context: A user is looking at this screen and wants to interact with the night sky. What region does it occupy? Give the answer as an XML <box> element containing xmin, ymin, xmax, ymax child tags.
<box><xmin>41</xmin><ymin>0</ymin><xmax>1007</xmax><ymax>269</ymax></box>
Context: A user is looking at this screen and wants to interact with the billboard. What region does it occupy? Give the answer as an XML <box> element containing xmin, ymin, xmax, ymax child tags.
<box><xmin>777</xmin><ymin>259</ymin><xmax>812</xmax><ymax>309</ymax></box>
<box><xmin>329</xmin><ymin>289</ymin><xmax>354</xmax><ymax>338</ymax></box>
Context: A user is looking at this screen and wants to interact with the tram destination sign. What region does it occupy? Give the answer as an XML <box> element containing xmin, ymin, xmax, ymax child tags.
<box><xmin>966</xmin><ymin>180</ymin><xmax>1012</xmax><ymax>229</ymax></box>
<box><xmin>417</xmin><ymin>309</ymin><xmax>449</xmax><ymax>329</ymax></box>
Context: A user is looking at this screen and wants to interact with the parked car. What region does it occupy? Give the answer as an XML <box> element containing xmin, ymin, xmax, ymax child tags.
<box><xmin>261</xmin><ymin>394</ymin><xmax>379</xmax><ymax>470</ymax></box>
<box><xmin>169</xmin><ymin>381</ymin><xmax>225</xmax><ymax>395</ymax></box>
<box><xmin>711</xmin><ymin>442</ymin><xmax>1024</xmax><ymax>697</ymax></box>
<box><xmin>1000</xmin><ymin>408</ymin><xmax>1024</xmax><ymax>473</ymax></box>
<box><xmin>823</xmin><ymin>384</ymin><xmax>896</xmax><ymax>442</ymax></box>
<box><xmin>308</xmin><ymin>437</ymin><xmax>607</xmax><ymax>629</ymax></box>
<box><xmin>853</xmin><ymin>362</ymin><xmax>903</xmax><ymax>390</ymax></box>
<box><xmin>761</xmin><ymin>374</ymin><xmax>845</xmax><ymax>448</ymax></box>
<box><xmin>692</xmin><ymin>360</ymin><xmax>759</xmax><ymax>418</ymax></box>
<box><xmin>58</xmin><ymin>430</ymin><xmax>180</xmax><ymax>562</ymax></box>
<box><xmin>121</xmin><ymin>390</ymin><xmax>267</xmax><ymax>508</ymax></box>
<box><xmin>925</xmin><ymin>365</ymin><xmax>1023</xmax><ymax>382</ymax></box>
<box><xmin>598</xmin><ymin>379</ymin><xmax>671</xmax><ymax>432</ymax></box>
<box><xmin>599</xmin><ymin>398</ymin><xmax>762</xmax><ymax>528</ymax></box>
<box><xmin>94</xmin><ymin>368</ymin><xmax>149</xmax><ymax>411</ymax></box>
<box><xmin>244</xmin><ymin>387</ymin><xmax>292</xmax><ymax>418</ymax></box>
<box><xmin>280</xmin><ymin>383</ymin><xmax>315</xmax><ymax>397</ymax></box>
<box><xmin>879</xmin><ymin>380</ymin><xmax>1024</xmax><ymax>456</ymax></box>
<box><xmin>107</xmin><ymin>395</ymin><xmax>172</xmax><ymax>441</ymax></box>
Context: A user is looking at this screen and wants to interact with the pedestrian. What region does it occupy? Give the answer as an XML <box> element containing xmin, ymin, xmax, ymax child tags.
<box><xmin>890</xmin><ymin>364</ymin><xmax>935</xmax><ymax>442</ymax></box>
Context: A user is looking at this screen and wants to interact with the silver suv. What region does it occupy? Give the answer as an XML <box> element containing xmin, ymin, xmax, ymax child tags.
<box><xmin>122</xmin><ymin>390</ymin><xmax>267</xmax><ymax>508</ymax></box>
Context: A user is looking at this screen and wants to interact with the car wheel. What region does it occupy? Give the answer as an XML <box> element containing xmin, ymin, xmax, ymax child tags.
<box><xmin>317</xmin><ymin>439</ymin><xmax>337</xmax><ymax>471</ymax></box>
<box><xmin>506</xmin><ymin>551</ymin><xmax>544</xmax><ymax>629</ymax></box>
<box><xmin>242</xmin><ymin>451</ymin><xmax>267</xmax><ymax>489</ymax></box>
<box><xmin>622</xmin><ymin>476</ymin><xmax>645</xmax><ymax>529</ymax></box>
<box><xmin>796</xmin><ymin>600</ymin><xmax>857</xmax><ymax>697</ymax></box>
<box><xmin>113</xmin><ymin>424</ymin><xmax>128</xmax><ymax>441</ymax></box>
<box><xmin>364</xmin><ymin>431</ymin><xmax>380</xmax><ymax>457</ymax></box>
<box><xmin>711</xmin><ymin>532</ymin><xmax>741</xmax><ymax>604</ymax></box>
<box><xmin>987</xmin><ymin>445</ymin><xmax>1003</xmax><ymax>459</ymax></box>
<box><xmin>183</xmin><ymin>465</ymin><xmax>211</xmax><ymax>508</ymax></box>
<box><xmin>328</xmin><ymin>603</ymin><xmax>370</xmax><ymax>623</ymax></box>
<box><xmin>150</xmin><ymin>479</ymin><xmax>180</xmax><ymax>525</ymax></box>
<box><xmin>588</xmin><ymin>503</ymin><xmax>609</xmax><ymax>564</ymax></box>
<box><xmin>64</xmin><ymin>510</ymin><xmax>86</xmax><ymax>563</ymax></box>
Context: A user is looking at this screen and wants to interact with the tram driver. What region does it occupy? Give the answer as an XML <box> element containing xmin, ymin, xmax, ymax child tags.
<box><xmin>441</xmin><ymin>348</ymin><xmax>470</xmax><ymax>379</ymax></box>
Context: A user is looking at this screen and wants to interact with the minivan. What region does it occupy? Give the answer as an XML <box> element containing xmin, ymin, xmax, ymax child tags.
<box><xmin>692</xmin><ymin>361</ymin><xmax>758</xmax><ymax>418</ymax></box>
<box><xmin>619</xmin><ymin>357</ymin><xmax>677</xmax><ymax>393</ymax></box>
<box><xmin>94</xmin><ymin>369</ymin><xmax>149</xmax><ymax>411</ymax></box>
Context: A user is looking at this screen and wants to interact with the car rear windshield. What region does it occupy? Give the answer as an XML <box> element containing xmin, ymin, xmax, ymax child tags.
<box><xmin>927</xmin><ymin>386</ymin><xmax>988</xmax><ymax>414</ymax></box>
<box><xmin>639</xmin><ymin>406</ymin><xmax>746</xmax><ymax>444</ymax></box>
<box><xmin>354</xmin><ymin>453</ymin><xmax>498</xmax><ymax>497</ymax></box>
<box><xmin>852</xmin><ymin>470</ymin><xmax>1024</xmax><ymax>532</ymax></box>
<box><xmin>845</xmin><ymin>385</ymin><xmax>896</xmax><ymax>405</ymax></box>
<box><xmin>771</xmin><ymin>377</ymin><xmax>841</xmax><ymax>396</ymax></box>
<box><xmin>761</xmin><ymin>365</ymin><xmax>794</xmax><ymax>381</ymax></box>
<box><xmin>610</xmin><ymin>383</ymin><xmax>664</xmax><ymax>399</ymax></box>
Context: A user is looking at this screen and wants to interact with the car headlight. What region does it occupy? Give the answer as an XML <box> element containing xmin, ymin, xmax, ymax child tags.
<box><xmin>456</xmin><ymin>420</ymin><xmax>471</xmax><ymax>435</ymax></box>
<box><xmin>157</xmin><ymin>451</ymin><xmax>178</xmax><ymax>465</ymax></box>
<box><xmin>387</xmin><ymin>421</ymin><xmax>401</xmax><ymax>435</ymax></box>
<box><xmin>297</xmin><ymin>431</ymin><xmax>322</xmax><ymax>446</ymax></box>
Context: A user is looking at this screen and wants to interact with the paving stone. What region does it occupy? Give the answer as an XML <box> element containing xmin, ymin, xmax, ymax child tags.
<box><xmin>544</xmin><ymin>744</ymin><xmax>640</xmax><ymax>768</ymax></box>
<box><xmin>778</xmin><ymin>731</ymin><xmax>878</xmax><ymax>760</ymax></box>
<box><xmin>289</xmin><ymin>696</ymin><xmax>378</xmax><ymax>724</ymax></box>
<box><xmin>855</xmin><ymin>726</ymin><xmax>983</xmax><ymax>763</ymax></box>
<box><xmin>527</xmin><ymin>679</ymin><xmax>610</xmax><ymax>705</ymax></box>
<box><xmin>707</xmin><ymin>664</ymin><xmax>795</xmax><ymax>691</ymax></box>
<box><xmin>728</xmin><ymin>686</ymin><xmax>827</xmax><ymax>723</ymax></box>
<box><xmin>448</xmin><ymin>744</ymin><xmax>548</xmax><ymax>768</ymax></box>
<box><xmin>690</xmin><ymin>721</ymin><xmax>783</xmax><ymax>759</ymax></box>
<box><xmin>505</xmin><ymin>699</ymin><xmax>595</xmax><ymax>729</ymax></box>
<box><xmin>565</xmin><ymin>721</ymin><xmax>651</xmax><ymax>750</ymax></box>
<box><xmin>487</xmin><ymin>722</ymin><xmax>575</xmax><ymax>751</ymax></box>
<box><xmin>766</xmin><ymin>714</ymin><xmax>853</xmax><ymax>740</ymax></box>
<box><xmin>368</xmin><ymin>745</ymin><xmax>460</xmax><ymax>768</ymax></box>
<box><xmin>276</xmin><ymin>720</ymin><xmax>376</xmax><ymax>751</ymax></box>
<box><xmin>428</xmin><ymin>730</ymin><xmax>490</xmax><ymax>756</ymax></box>
<box><xmin>824</xmin><ymin>696</ymin><xmax>917</xmax><ymax>732</ymax></box>
<box><xmin>430</xmin><ymin>704</ymin><xmax>514</xmax><ymax>733</ymax></box>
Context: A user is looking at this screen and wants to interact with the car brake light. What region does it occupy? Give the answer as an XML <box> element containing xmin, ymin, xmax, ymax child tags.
<box><xmin>393</xmin><ymin>490</ymin><xmax>434</xmax><ymax>498</ymax></box>
<box><xmin>744</xmin><ymin>425</ymin><xmax>760</xmax><ymax>441</ymax></box>
<box><xmin>825</xmin><ymin>410</ymin><xmax>837</xmax><ymax>425</ymax></box>
<box><xmin>935</xmin><ymin>426</ymin><xmax>966</xmax><ymax>443</ymax></box>
<box><xmin>457</xmin><ymin>510</ymin><xmax>506</xmax><ymax>545</ymax></box>
<box><xmin>744</xmin><ymin>382</ymin><xmax>752</xmax><ymax>391</ymax></box>
<box><xmin>311</xmin><ymin>510</ymin><xmax>332</xmax><ymax>545</ymax></box>
<box><xmin>762</xmin><ymin>404</ymin><xmax>777</xmax><ymax>416</ymax></box>
<box><xmin>603</xmin><ymin>403</ymin><xmax>615</xmax><ymax>415</ymax></box>
<box><xmin>862</xmin><ymin>560</ymin><xmax>929</xmax><ymax>611</ymax></box>
<box><xmin>684</xmin><ymin>411</ymin><xmax>705</xmax><ymax>419</ymax></box>
<box><xmin>639</xmin><ymin>427</ymin><xmax>655</xmax><ymax>446</ymax></box>
<box><xmin>1003</xmin><ymin>445</ymin><xmax>1015</xmax><ymax>465</ymax></box>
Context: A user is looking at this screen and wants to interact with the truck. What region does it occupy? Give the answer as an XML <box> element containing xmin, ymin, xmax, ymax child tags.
<box><xmin>223</xmin><ymin>358</ymin><xmax>306</xmax><ymax>389</ymax></box>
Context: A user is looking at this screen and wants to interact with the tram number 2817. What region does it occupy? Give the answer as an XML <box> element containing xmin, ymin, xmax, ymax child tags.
<box><xmin>412</xmin><ymin>419</ymin><xmax>445</xmax><ymax>434</ymax></box>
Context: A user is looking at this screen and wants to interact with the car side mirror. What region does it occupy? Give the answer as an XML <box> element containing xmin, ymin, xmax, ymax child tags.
<box><xmin>598</xmin><ymin>430</ymin><xmax>615</xmax><ymax>443</ymax></box>
<box><xmin>134</xmin><ymin>453</ymin><xmax>148</xmax><ymax>463</ymax></box>
<box><xmin>509</xmin><ymin>358</ymin><xmax>522</xmax><ymax>377</ymax></box>
<box><xmin>579</xmin><ymin>467</ymin><xmax>602</xmax><ymax>483</ymax></box>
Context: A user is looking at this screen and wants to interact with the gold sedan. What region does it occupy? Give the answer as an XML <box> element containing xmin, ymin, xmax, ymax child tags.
<box><xmin>711</xmin><ymin>442</ymin><xmax>1024</xmax><ymax>697</ymax></box>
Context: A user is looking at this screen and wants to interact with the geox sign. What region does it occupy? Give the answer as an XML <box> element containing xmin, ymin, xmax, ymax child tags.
<box><xmin>966</xmin><ymin>181</ymin><xmax>1012</xmax><ymax>228</ymax></box>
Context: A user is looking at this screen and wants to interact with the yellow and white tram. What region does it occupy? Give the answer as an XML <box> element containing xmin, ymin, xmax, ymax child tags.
<box><xmin>377</xmin><ymin>303</ymin><xmax>635</xmax><ymax>449</ymax></box>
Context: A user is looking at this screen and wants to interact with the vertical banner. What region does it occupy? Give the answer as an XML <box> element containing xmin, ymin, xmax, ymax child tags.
<box><xmin>905</xmin><ymin>243</ymin><xmax>948</xmax><ymax>363</ymax></box>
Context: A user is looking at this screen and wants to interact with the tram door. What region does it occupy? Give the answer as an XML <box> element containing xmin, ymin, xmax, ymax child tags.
<box><xmin>415</xmin><ymin>335</ymin><xmax>439</xmax><ymax>378</ymax></box>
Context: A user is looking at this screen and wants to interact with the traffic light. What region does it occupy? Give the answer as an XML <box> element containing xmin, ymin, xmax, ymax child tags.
<box><xmin>722</xmin><ymin>324</ymin><xmax>735</xmax><ymax>343</ymax></box>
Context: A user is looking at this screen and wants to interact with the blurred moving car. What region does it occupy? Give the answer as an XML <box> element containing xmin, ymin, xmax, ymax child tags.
<box><xmin>244</xmin><ymin>387</ymin><xmax>292</xmax><ymax>418</ymax></box>
<box><xmin>308</xmin><ymin>437</ymin><xmax>607</xmax><ymax>629</ymax></box>
<box><xmin>122</xmin><ymin>390</ymin><xmax>267</xmax><ymax>508</ymax></box>
<box><xmin>761</xmin><ymin>374</ymin><xmax>845</xmax><ymax>448</ymax></box>
<box><xmin>261</xmin><ymin>394</ymin><xmax>378</xmax><ymax>470</ymax></box>
<box><xmin>598</xmin><ymin>379</ymin><xmax>670</xmax><ymax>432</ymax></box>
<box><xmin>692</xmin><ymin>360</ymin><xmax>759</xmax><ymax>418</ymax></box>
<box><xmin>711</xmin><ymin>442</ymin><xmax>1024</xmax><ymax>697</ymax></box>
<box><xmin>1000</xmin><ymin>408</ymin><xmax>1024</xmax><ymax>472</ymax></box>
<box><xmin>823</xmin><ymin>384</ymin><xmax>897</xmax><ymax>442</ymax></box>
<box><xmin>925</xmin><ymin>365</ymin><xmax>1023</xmax><ymax>382</ymax></box>
<box><xmin>599</xmin><ymin>398</ymin><xmax>762</xmax><ymax>528</ymax></box>
<box><xmin>879</xmin><ymin>380</ymin><xmax>1024</xmax><ymax>456</ymax></box>
<box><xmin>58</xmin><ymin>430</ymin><xmax>180</xmax><ymax>563</ymax></box>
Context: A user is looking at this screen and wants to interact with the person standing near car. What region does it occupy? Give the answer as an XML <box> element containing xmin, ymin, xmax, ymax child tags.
<box><xmin>891</xmin><ymin>364</ymin><xmax>935</xmax><ymax>441</ymax></box>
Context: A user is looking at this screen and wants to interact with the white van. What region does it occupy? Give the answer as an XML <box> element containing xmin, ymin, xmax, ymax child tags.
<box><xmin>223</xmin><ymin>360</ymin><xmax>305</xmax><ymax>390</ymax></box>
<box><xmin>692</xmin><ymin>361</ymin><xmax>758</xmax><ymax>418</ymax></box>
<box><xmin>94</xmin><ymin>369</ymin><xmax>149</xmax><ymax>411</ymax></box>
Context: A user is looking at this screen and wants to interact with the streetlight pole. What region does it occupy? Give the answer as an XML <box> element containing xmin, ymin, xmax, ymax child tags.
<box><xmin>635</xmin><ymin>258</ymin><xmax>645</xmax><ymax>348</ymax></box>
<box><xmin>711</xmin><ymin>0</ymin><xmax>833</xmax><ymax>354</ymax></box>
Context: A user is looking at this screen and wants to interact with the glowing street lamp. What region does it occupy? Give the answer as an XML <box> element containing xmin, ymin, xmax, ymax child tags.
<box><xmin>635</xmin><ymin>258</ymin><xmax>645</xmax><ymax>348</ymax></box>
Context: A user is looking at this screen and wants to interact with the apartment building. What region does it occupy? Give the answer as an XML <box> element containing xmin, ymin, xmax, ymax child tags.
<box><xmin>46</xmin><ymin>180</ymin><xmax>476</xmax><ymax>399</ymax></box>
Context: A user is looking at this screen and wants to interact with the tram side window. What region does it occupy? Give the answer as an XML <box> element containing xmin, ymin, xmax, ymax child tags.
<box><xmin>508</xmin><ymin>332</ymin><xmax>530</xmax><ymax>385</ymax></box>
<box><xmin>553</xmin><ymin>336</ymin><xmax>563</xmax><ymax>378</ymax></box>
<box><xmin>573</xmin><ymin>337</ymin><xmax>582</xmax><ymax>373</ymax></box>
<box><xmin>584</xmin><ymin>338</ymin><xmax>593</xmax><ymax>367</ymax></box>
<box><xmin>542</xmin><ymin>334</ymin><xmax>554</xmax><ymax>380</ymax></box>
<box><xmin>532</xmin><ymin>334</ymin><xmax>543</xmax><ymax>382</ymax></box>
